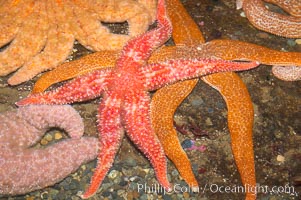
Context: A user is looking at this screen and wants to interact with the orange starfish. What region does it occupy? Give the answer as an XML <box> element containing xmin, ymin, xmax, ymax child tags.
<box><xmin>153</xmin><ymin>2</ymin><xmax>300</xmax><ymax>200</ymax></box>
<box><xmin>0</xmin><ymin>0</ymin><xmax>153</xmax><ymax>85</ymax></box>
<box><xmin>153</xmin><ymin>0</ymin><xmax>256</xmax><ymax>199</ymax></box>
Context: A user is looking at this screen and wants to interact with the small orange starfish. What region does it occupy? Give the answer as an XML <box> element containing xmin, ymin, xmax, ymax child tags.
<box><xmin>153</xmin><ymin>0</ymin><xmax>257</xmax><ymax>199</ymax></box>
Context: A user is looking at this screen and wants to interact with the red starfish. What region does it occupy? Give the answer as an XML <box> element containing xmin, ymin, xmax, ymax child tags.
<box><xmin>16</xmin><ymin>0</ymin><xmax>259</xmax><ymax>198</ymax></box>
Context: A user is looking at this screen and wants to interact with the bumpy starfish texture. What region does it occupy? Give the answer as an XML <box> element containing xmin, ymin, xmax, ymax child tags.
<box><xmin>29</xmin><ymin>1</ymin><xmax>301</xmax><ymax>199</ymax></box>
<box><xmin>152</xmin><ymin>30</ymin><xmax>301</xmax><ymax>200</ymax></box>
<box><xmin>31</xmin><ymin>39</ymin><xmax>301</xmax><ymax>94</ymax></box>
<box><xmin>153</xmin><ymin>0</ymin><xmax>256</xmax><ymax>199</ymax></box>
<box><xmin>237</xmin><ymin>0</ymin><xmax>301</xmax><ymax>81</ymax></box>
<box><xmin>200</xmin><ymin>39</ymin><xmax>301</xmax><ymax>82</ymax></box>
<box><xmin>272</xmin><ymin>65</ymin><xmax>301</xmax><ymax>81</ymax></box>
<box><xmin>17</xmin><ymin>0</ymin><xmax>260</xmax><ymax>198</ymax></box>
<box><xmin>0</xmin><ymin>0</ymin><xmax>152</xmax><ymax>85</ymax></box>
<box><xmin>0</xmin><ymin>105</ymin><xmax>98</xmax><ymax>195</ymax></box>
<box><xmin>264</xmin><ymin>0</ymin><xmax>301</xmax><ymax>17</ymax></box>
<box><xmin>237</xmin><ymin>0</ymin><xmax>301</xmax><ymax>38</ymax></box>
<box><xmin>152</xmin><ymin>5</ymin><xmax>301</xmax><ymax>197</ymax></box>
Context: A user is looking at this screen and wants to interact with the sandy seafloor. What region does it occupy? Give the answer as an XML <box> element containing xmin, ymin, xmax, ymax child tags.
<box><xmin>0</xmin><ymin>0</ymin><xmax>300</xmax><ymax>199</ymax></box>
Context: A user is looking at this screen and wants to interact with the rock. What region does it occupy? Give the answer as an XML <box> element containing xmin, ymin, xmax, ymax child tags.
<box><xmin>40</xmin><ymin>138</ymin><xmax>48</xmax><ymax>145</ymax></box>
<box><xmin>54</xmin><ymin>132</ymin><xmax>63</xmax><ymax>140</ymax></box>
<box><xmin>205</xmin><ymin>118</ymin><xmax>213</xmax><ymax>126</ymax></box>
<box><xmin>181</xmin><ymin>139</ymin><xmax>193</xmax><ymax>149</ymax></box>
<box><xmin>287</xmin><ymin>39</ymin><xmax>296</xmax><ymax>47</ymax></box>
<box><xmin>108</xmin><ymin>170</ymin><xmax>120</xmax><ymax>179</ymax></box>
<box><xmin>45</xmin><ymin>133</ymin><xmax>53</xmax><ymax>141</ymax></box>
<box><xmin>295</xmin><ymin>39</ymin><xmax>301</xmax><ymax>44</ymax></box>
<box><xmin>183</xmin><ymin>192</ymin><xmax>190</xmax><ymax>199</ymax></box>
<box><xmin>171</xmin><ymin>169</ymin><xmax>179</xmax><ymax>177</ymax></box>
<box><xmin>276</xmin><ymin>155</ymin><xmax>285</xmax><ymax>163</ymax></box>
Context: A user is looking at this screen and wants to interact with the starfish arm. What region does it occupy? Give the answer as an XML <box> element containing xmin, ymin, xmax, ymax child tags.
<box><xmin>0</xmin><ymin>1</ymin><xmax>48</xmax><ymax>76</ymax></box>
<box><xmin>77</xmin><ymin>0</ymin><xmax>152</xmax><ymax>36</ymax></box>
<box><xmin>125</xmin><ymin>2</ymin><xmax>152</xmax><ymax>36</ymax></box>
<box><xmin>0</xmin><ymin>0</ymin><xmax>33</xmax><ymax>47</ymax></box>
<box><xmin>202</xmin><ymin>39</ymin><xmax>301</xmax><ymax>66</ymax></box>
<box><xmin>272</xmin><ymin>65</ymin><xmax>301</xmax><ymax>81</ymax></box>
<box><xmin>146</xmin><ymin>1</ymin><xmax>205</xmax><ymax>187</ymax></box>
<box><xmin>143</xmin><ymin>59</ymin><xmax>259</xmax><ymax>91</ymax></box>
<box><xmin>0</xmin><ymin>105</ymin><xmax>98</xmax><ymax>195</ymax></box>
<box><xmin>80</xmin><ymin>93</ymin><xmax>124</xmax><ymax>199</ymax></box>
<box><xmin>32</xmin><ymin>39</ymin><xmax>301</xmax><ymax>94</ymax></box>
<box><xmin>123</xmin><ymin>91</ymin><xmax>172</xmax><ymax>191</ymax></box>
<box><xmin>31</xmin><ymin>51</ymin><xmax>118</xmax><ymax>94</ymax></box>
<box><xmin>7</xmin><ymin>0</ymin><xmax>75</xmax><ymax>85</ymax></box>
<box><xmin>0</xmin><ymin>105</ymin><xmax>84</xmax><ymax>148</ymax></box>
<box><xmin>17</xmin><ymin>105</ymin><xmax>84</xmax><ymax>140</ymax></box>
<box><xmin>202</xmin><ymin>72</ymin><xmax>256</xmax><ymax>199</ymax></box>
<box><xmin>151</xmin><ymin>80</ymin><xmax>199</xmax><ymax>188</ymax></box>
<box><xmin>0</xmin><ymin>137</ymin><xmax>98</xmax><ymax>195</ymax></box>
<box><xmin>16</xmin><ymin>69</ymin><xmax>112</xmax><ymax>106</ymax></box>
<box><xmin>67</xmin><ymin>0</ymin><xmax>130</xmax><ymax>51</ymax></box>
<box><xmin>31</xmin><ymin>46</ymin><xmax>185</xmax><ymax>94</ymax></box>
<box><xmin>118</xmin><ymin>0</ymin><xmax>172</xmax><ymax>68</ymax></box>
<box><xmin>166</xmin><ymin>0</ymin><xmax>205</xmax><ymax>45</ymax></box>
<box><xmin>241</xmin><ymin>0</ymin><xmax>301</xmax><ymax>38</ymax></box>
<box><xmin>201</xmin><ymin>39</ymin><xmax>301</xmax><ymax>81</ymax></box>
<box><xmin>264</xmin><ymin>0</ymin><xmax>301</xmax><ymax>17</ymax></box>
<box><xmin>137</xmin><ymin>0</ymin><xmax>157</xmax><ymax>22</ymax></box>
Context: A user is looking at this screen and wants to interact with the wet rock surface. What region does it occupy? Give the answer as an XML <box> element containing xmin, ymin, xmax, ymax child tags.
<box><xmin>0</xmin><ymin>0</ymin><xmax>300</xmax><ymax>199</ymax></box>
